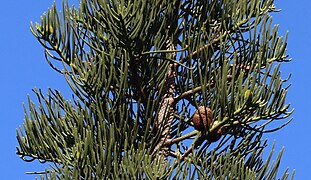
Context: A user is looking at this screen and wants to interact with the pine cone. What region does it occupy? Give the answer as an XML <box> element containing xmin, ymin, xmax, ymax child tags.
<box><xmin>192</xmin><ymin>106</ymin><xmax>213</xmax><ymax>131</ymax></box>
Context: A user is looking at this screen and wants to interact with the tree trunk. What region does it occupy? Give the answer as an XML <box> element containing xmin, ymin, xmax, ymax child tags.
<box><xmin>153</xmin><ymin>40</ymin><xmax>176</xmax><ymax>166</ymax></box>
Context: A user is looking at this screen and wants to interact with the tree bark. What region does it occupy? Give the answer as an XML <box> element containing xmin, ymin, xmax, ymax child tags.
<box><xmin>153</xmin><ymin>40</ymin><xmax>176</xmax><ymax>166</ymax></box>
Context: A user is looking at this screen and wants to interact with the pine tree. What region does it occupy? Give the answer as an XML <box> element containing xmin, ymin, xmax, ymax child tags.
<box><xmin>16</xmin><ymin>0</ymin><xmax>294</xmax><ymax>179</ymax></box>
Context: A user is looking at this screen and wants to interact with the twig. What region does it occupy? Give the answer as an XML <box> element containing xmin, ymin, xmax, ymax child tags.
<box><xmin>180</xmin><ymin>135</ymin><xmax>205</xmax><ymax>161</ymax></box>
<box><xmin>26</xmin><ymin>171</ymin><xmax>51</xmax><ymax>175</ymax></box>
<box><xmin>174</xmin><ymin>86</ymin><xmax>204</xmax><ymax>104</ymax></box>
<box><xmin>178</xmin><ymin>30</ymin><xmax>231</xmax><ymax>66</ymax></box>
<box><xmin>165</xmin><ymin>130</ymin><xmax>198</xmax><ymax>146</ymax></box>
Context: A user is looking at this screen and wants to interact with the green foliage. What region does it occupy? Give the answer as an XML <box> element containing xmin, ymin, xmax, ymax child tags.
<box><xmin>17</xmin><ymin>0</ymin><xmax>294</xmax><ymax>179</ymax></box>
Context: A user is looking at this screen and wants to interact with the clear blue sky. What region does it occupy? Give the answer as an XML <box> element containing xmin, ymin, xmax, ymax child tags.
<box><xmin>0</xmin><ymin>0</ymin><xmax>309</xmax><ymax>179</ymax></box>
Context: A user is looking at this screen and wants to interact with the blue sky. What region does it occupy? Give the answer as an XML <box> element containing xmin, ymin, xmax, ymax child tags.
<box><xmin>0</xmin><ymin>0</ymin><xmax>309</xmax><ymax>179</ymax></box>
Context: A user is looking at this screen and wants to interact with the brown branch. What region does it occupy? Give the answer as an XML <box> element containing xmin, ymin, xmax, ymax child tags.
<box><xmin>173</xmin><ymin>63</ymin><xmax>252</xmax><ymax>105</ymax></box>
<box><xmin>180</xmin><ymin>135</ymin><xmax>205</xmax><ymax>161</ymax></box>
<box><xmin>168</xmin><ymin>150</ymin><xmax>178</xmax><ymax>158</ymax></box>
<box><xmin>176</xmin><ymin>30</ymin><xmax>231</xmax><ymax>67</ymax></box>
<box><xmin>165</xmin><ymin>130</ymin><xmax>198</xmax><ymax>146</ymax></box>
<box><xmin>173</xmin><ymin>86</ymin><xmax>204</xmax><ymax>104</ymax></box>
<box><xmin>175</xmin><ymin>17</ymin><xmax>254</xmax><ymax>70</ymax></box>
<box><xmin>26</xmin><ymin>171</ymin><xmax>51</xmax><ymax>175</ymax></box>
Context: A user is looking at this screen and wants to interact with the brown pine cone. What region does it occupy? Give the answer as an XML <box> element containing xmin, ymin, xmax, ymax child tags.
<box><xmin>192</xmin><ymin>106</ymin><xmax>213</xmax><ymax>131</ymax></box>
